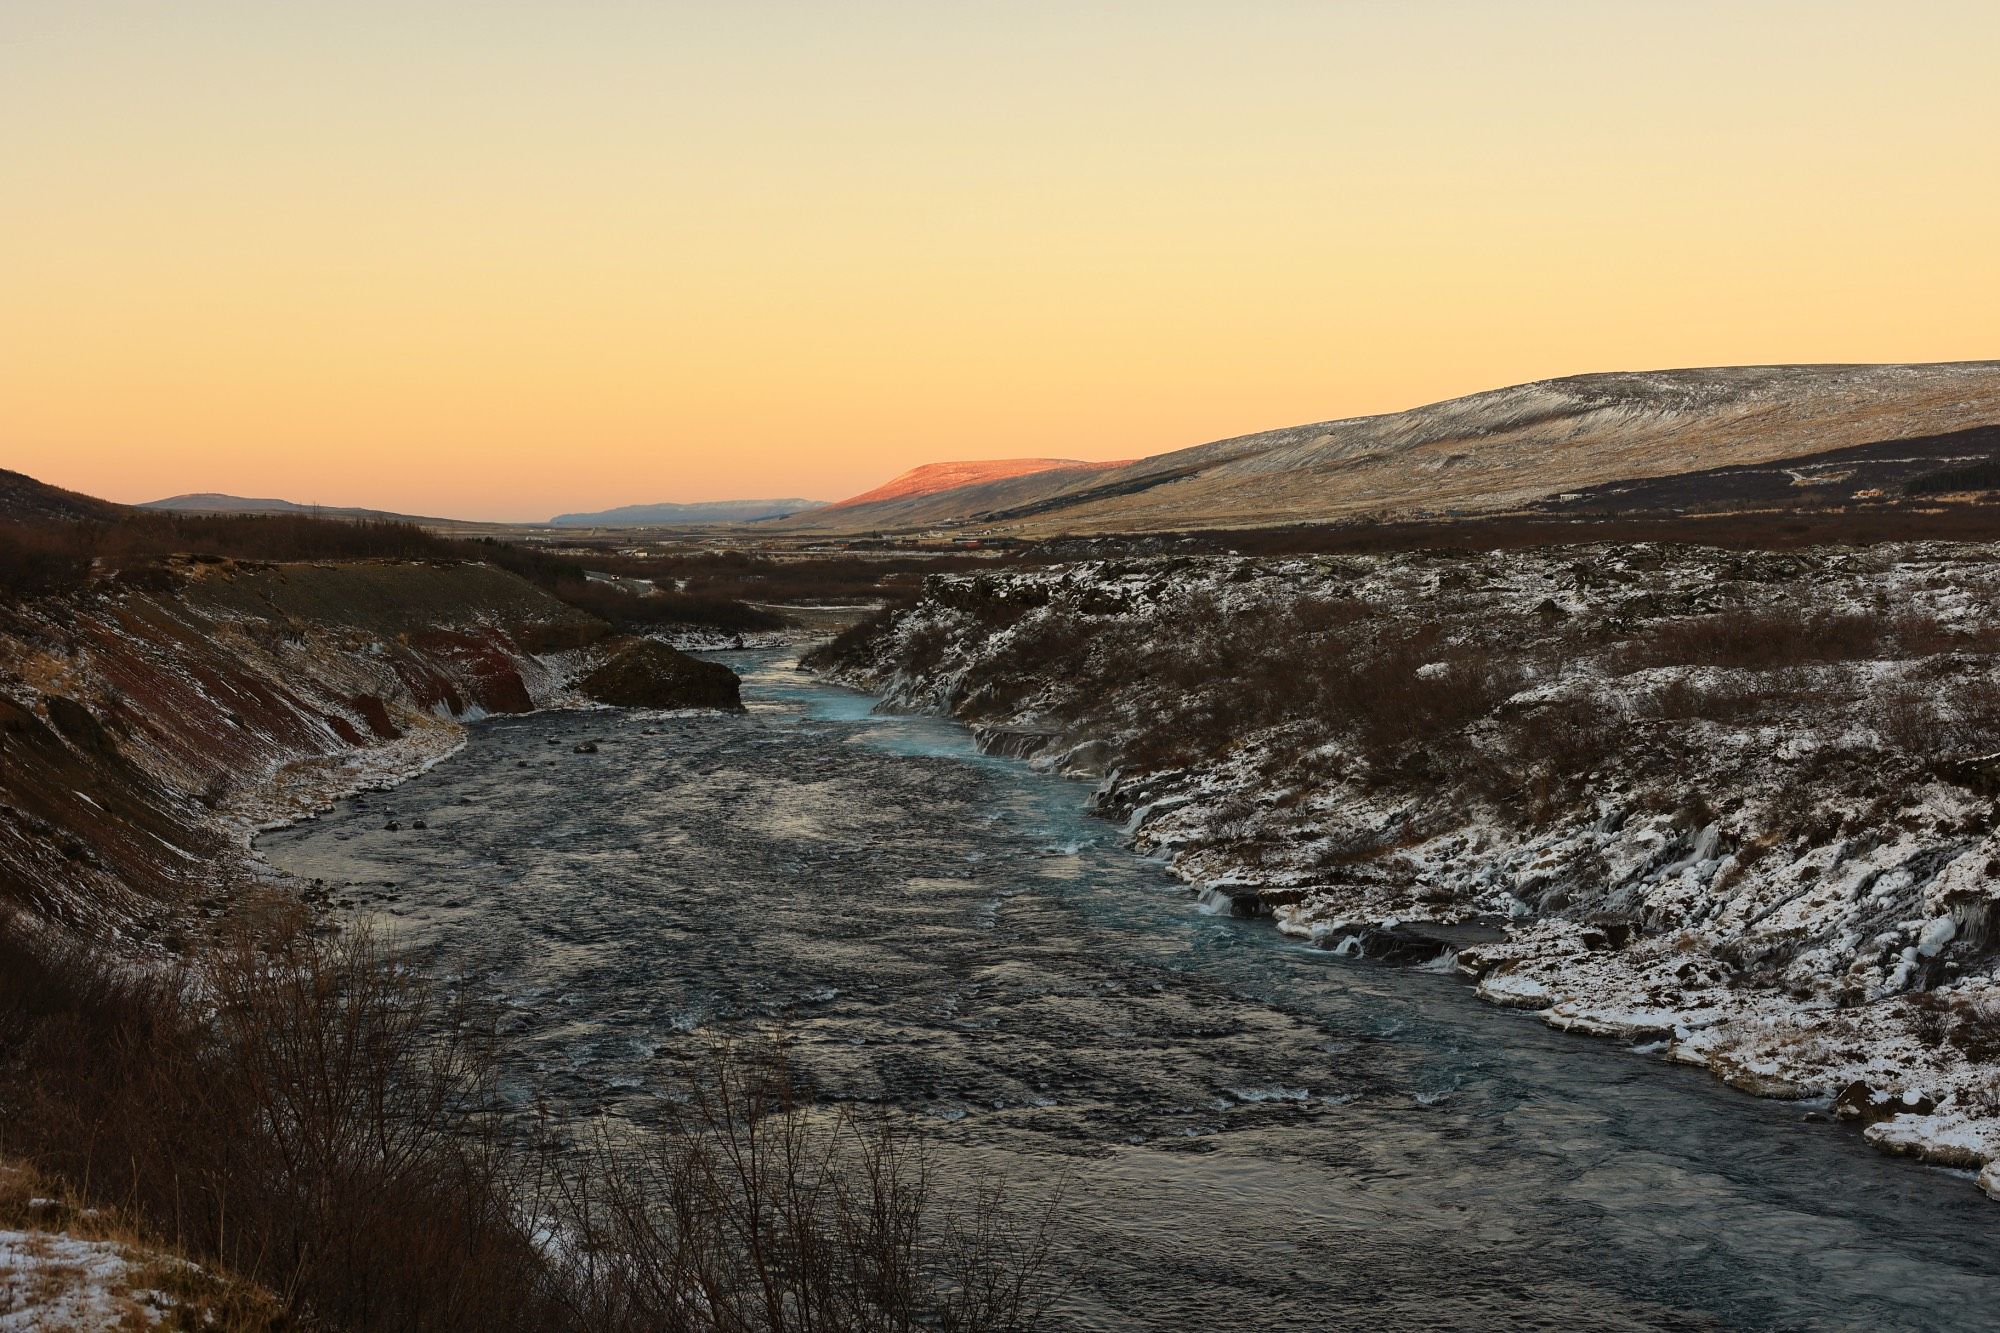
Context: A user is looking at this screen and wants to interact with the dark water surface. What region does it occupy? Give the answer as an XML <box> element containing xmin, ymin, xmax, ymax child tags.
<box><xmin>260</xmin><ymin>651</ymin><xmax>2000</xmax><ymax>1331</ymax></box>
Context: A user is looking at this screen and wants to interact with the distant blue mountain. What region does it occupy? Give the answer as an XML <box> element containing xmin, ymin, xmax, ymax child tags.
<box><xmin>549</xmin><ymin>499</ymin><xmax>824</xmax><ymax>526</ymax></box>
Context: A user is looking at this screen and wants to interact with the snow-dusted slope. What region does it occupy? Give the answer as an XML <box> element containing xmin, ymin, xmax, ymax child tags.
<box><xmin>791</xmin><ymin>362</ymin><xmax>2000</xmax><ymax>535</ymax></box>
<box><xmin>814</xmin><ymin>541</ymin><xmax>2000</xmax><ymax>1196</ymax></box>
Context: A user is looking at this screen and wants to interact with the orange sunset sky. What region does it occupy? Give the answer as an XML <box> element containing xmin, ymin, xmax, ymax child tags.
<box><xmin>4</xmin><ymin>1</ymin><xmax>1998</xmax><ymax>521</ymax></box>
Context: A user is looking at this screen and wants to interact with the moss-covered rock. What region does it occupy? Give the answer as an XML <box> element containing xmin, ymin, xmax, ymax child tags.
<box><xmin>579</xmin><ymin>640</ymin><xmax>743</xmax><ymax>711</ymax></box>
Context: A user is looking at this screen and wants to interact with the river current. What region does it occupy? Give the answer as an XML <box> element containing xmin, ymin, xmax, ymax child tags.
<box><xmin>259</xmin><ymin>650</ymin><xmax>2000</xmax><ymax>1331</ymax></box>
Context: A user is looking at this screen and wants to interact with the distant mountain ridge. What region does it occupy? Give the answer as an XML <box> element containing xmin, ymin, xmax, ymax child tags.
<box><xmin>548</xmin><ymin>498</ymin><xmax>823</xmax><ymax>527</ymax></box>
<box><xmin>140</xmin><ymin>493</ymin><xmax>465</xmax><ymax>525</ymax></box>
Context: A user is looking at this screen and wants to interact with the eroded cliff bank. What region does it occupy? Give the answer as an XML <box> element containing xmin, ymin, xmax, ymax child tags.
<box><xmin>0</xmin><ymin>557</ymin><xmax>614</xmax><ymax>936</ymax></box>
<box><xmin>809</xmin><ymin>542</ymin><xmax>2000</xmax><ymax>1197</ymax></box>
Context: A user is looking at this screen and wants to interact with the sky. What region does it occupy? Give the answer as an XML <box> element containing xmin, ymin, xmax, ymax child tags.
<box><xmin>4</xmin><ymin>1</ymin><xmax>1998</xmax><ymax>521</ymax></box>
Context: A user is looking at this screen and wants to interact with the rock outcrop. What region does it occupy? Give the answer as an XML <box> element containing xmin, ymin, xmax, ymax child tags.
<box><xmin>578</xmin><ymin>639</ymin><xmax>743</xmax><ymax>711</ymax></box>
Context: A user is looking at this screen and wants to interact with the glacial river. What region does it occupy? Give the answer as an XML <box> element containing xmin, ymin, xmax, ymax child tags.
<box><xmin>260</xmin><ymin>650</ymin><xmax>2000</xmax><ymax>1331</ymax></box>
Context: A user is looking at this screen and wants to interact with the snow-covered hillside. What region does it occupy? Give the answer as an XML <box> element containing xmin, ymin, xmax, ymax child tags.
<box><xmin>812</xmin><ymin>542</ymin><xmax>2000</xmax><ymax>1195</ymax></box>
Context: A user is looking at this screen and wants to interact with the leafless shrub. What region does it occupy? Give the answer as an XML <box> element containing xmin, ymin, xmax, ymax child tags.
<box><xmin>1470</xmin><ymin>698</ymin><xmax>1625</xmax><ymax>820</ymax></box>
<box><xmin>1942</xmin><ymin>676</ymin><xmax>2000</xmax><ymax>753</ymax></box>
<box><xmin>1646</xmin><ymin>674</ymin><xmax>1778</xmax><ymax>724</ymax></box>
<box><xmin>0</xmin><ymin>919</ymin><xmax>1061</xmax><ymax>1333</ymax></box>
<box><xmin>0</xmin><ymin>921</ymin><xmax>555</xmax><ymax>1332</ymax></box>
<box><xmin>1906</xmin><ymin>992</ymin><xmax>2000</xmax><ymax>1064</ymax></box>
<box><xmin>545</xmin><ymin>1043</ymin><xmax>1064</xmax><ymax>1333</ymax></box>
<box><xmin>805</xmin><ymin>605</ymin><xmax>902</xmax><ymax>670</ymax></box>
<box><xmin>1873</xmin><ymin>681</ymin><xmax>1943</xmax><ymax>753</ymax></box>
<box><xmin>1617</xmin><ymin>607</ymin><xmax>1888</xmax><ymax>673</ymax></box>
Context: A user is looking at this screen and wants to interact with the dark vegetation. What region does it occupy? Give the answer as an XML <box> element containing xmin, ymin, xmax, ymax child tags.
<box><xmin>1022</xmin><ymin>501</ymin><xmax>2000</xmax><ymax>564</ymax></box>
<box><xmin>1610</xmin><ymin>606</ymin><xmax>1999</xmax><ymax>673</ymax></box>
<box><xmin>815</xmin><ymin>583</ymin><xmax>1534</xmax><ymax>791</ymax></box>
<box><xmin>0</xmin><ymin>507</ymin><xmax>787</xmax><ymax>632</ymax></box>
<box><xmin>1906</xmin><ymin>458</ymin><xmax>2000</xmax><ymax>495</ymax></box>
<box><xmin>1525</xmin><ymin>424</ymin><xmax>2000</xmax><ymax>515</ymax></box>
<box><xmin>812</xmin><ymin>556</ymin><xmax>2000</xmax><ymax>858</ymax></box>
<box><xmin>0</xmin><ymin>914</ymin><xmax>1059</xmax><ymax>1333</ymax></box>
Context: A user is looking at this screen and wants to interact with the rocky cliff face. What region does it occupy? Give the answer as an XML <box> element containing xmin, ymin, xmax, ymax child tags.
<box><xmin>812</xmin><ymin>543</ymin><xmax>2000</xmax><ymax>1196</ymax></box>
<box><xmin>0</xmin><ymin>559</ymin><xmax>606</xmax><ymax>936</ymax></box>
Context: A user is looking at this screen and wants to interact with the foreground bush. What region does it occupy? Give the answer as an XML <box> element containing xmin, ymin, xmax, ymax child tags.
<box><xmin>0</xmin><ymin>917</ymin><xmax>1059</xmax><ymax>1333</ymax></box>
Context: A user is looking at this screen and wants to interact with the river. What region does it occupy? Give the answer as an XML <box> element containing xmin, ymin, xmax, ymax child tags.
<box><xmin>258</xmin><ymin>650</ymin><xmax>2000</xmax><ymax>1331</ymax></box>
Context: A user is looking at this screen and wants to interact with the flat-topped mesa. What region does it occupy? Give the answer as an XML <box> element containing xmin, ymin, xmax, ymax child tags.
<box><xmin>820</xmin><ymin>458</ymin><xmax>1130</xmax><ymax>511</ymax></box>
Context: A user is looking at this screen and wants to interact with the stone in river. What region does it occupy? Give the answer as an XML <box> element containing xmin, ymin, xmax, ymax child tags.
<box><xmin>578</xmin><ymin>640</ymin><xmax>744</xmax><ymax>712</ymax></box>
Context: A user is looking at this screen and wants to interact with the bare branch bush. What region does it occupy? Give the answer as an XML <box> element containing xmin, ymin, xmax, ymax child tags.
<box><xmin>0</xmin><ymin>917</ymin><xmax>1064</xmax><ymax>1333</ymax></box>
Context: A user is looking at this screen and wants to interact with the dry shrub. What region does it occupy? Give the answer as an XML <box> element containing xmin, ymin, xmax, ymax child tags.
<box><xmin>0</xmin><ymin>918</ymin><xmax>1060</xmax><ymax>1333</ymax></box>
<box><xmin>1471</xmin><ymin>698</ymin><xmax>1625</xmax><ymax>820</ymax></box>
<box><xmin>1943</xmin><ymin>676</ymin><xmax>2000</xmax><ymax>753</ymax></box>
<box><xmin>1873</xmin><ymin>681</ymin><xmax>1942</xmax><ymax>753</ymax></box>
<box><xmin>1342</xmin><ymin>642</ymin><xmax>1519</xmax><ymax>777</ymax></box>
<box><xmin>1618</xmin><ymin>607</ymin><xmax>1888</xmax><ymax>673</ymax></box>
<box><xmin>805</xmin><ymin>605</ymin><xmax>902</xmax><ymax>671</ymax></box>
<box><xmin>1646</xmin><ymin>674</ymin><xmax>1779</xmax><ymax>724</ymax></box>
<box><xmin>547</xmin><ymin>1044</ymin><xmax>1062</xmax><ymax>1333</ymax></box>
<box><xmin>0</xmin><ymin>921</ymin><xmax>556</xmax><ymax>1332</ymax></box>
<box><xmin>1905</xmin><ymin>993</ymin><xmax>2000</xmax><ymax>1063</ymax></box>
<box><xmin>1864</xmin><ymin>674</ymin><xmax>2000</xmax><ymax>756</ymax></box>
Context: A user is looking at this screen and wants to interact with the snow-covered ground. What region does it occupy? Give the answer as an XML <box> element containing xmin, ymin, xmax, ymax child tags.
<box><xmin>0</xmin><ymin>1164</ymin><xmax>274</xmax><ymax>1331</ymax></box>
<box><xmin>0</xmin><ymin>1227</ymin><xmax>163</xmax><ymax>1330</ymax></box>
<box><xmin>813</xmin><ymin>541</ymin><xmax>2000</xmax><ymax>1196</ymax></box>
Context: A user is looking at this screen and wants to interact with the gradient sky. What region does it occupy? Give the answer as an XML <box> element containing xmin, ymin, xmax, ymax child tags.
<box><xmin>4</xmin><ymin>1</ymin><xmax>1997</xmax><ymax>520</ymax></box>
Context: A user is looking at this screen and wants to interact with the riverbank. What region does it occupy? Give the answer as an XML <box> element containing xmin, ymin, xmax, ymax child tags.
<box><xmin>0</xmin><ymin>557</ymin><xmax>619</xmax><ymax>936</ymax></box>
<box><xmin>808</xmin><ymin>542</ymin><xmax>2000</xmax><ymax>1198</ymax></box>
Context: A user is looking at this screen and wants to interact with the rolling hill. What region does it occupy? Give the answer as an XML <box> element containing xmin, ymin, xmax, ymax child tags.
<box><xmin>777</xmin><ymin>362</ymin><xmax>2000</xmax><ymax>536</ymax></box>
<box><xmin>0</xmin><ymin>469</ymin><xmax>126</xmax><ymax>522</ymax></box>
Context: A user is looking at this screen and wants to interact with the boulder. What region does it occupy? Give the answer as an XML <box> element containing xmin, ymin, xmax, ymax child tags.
<box><xmin>579</xmin><ymin>640</ymin><xmax>744</xmax><ymax>712</ymax></box>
